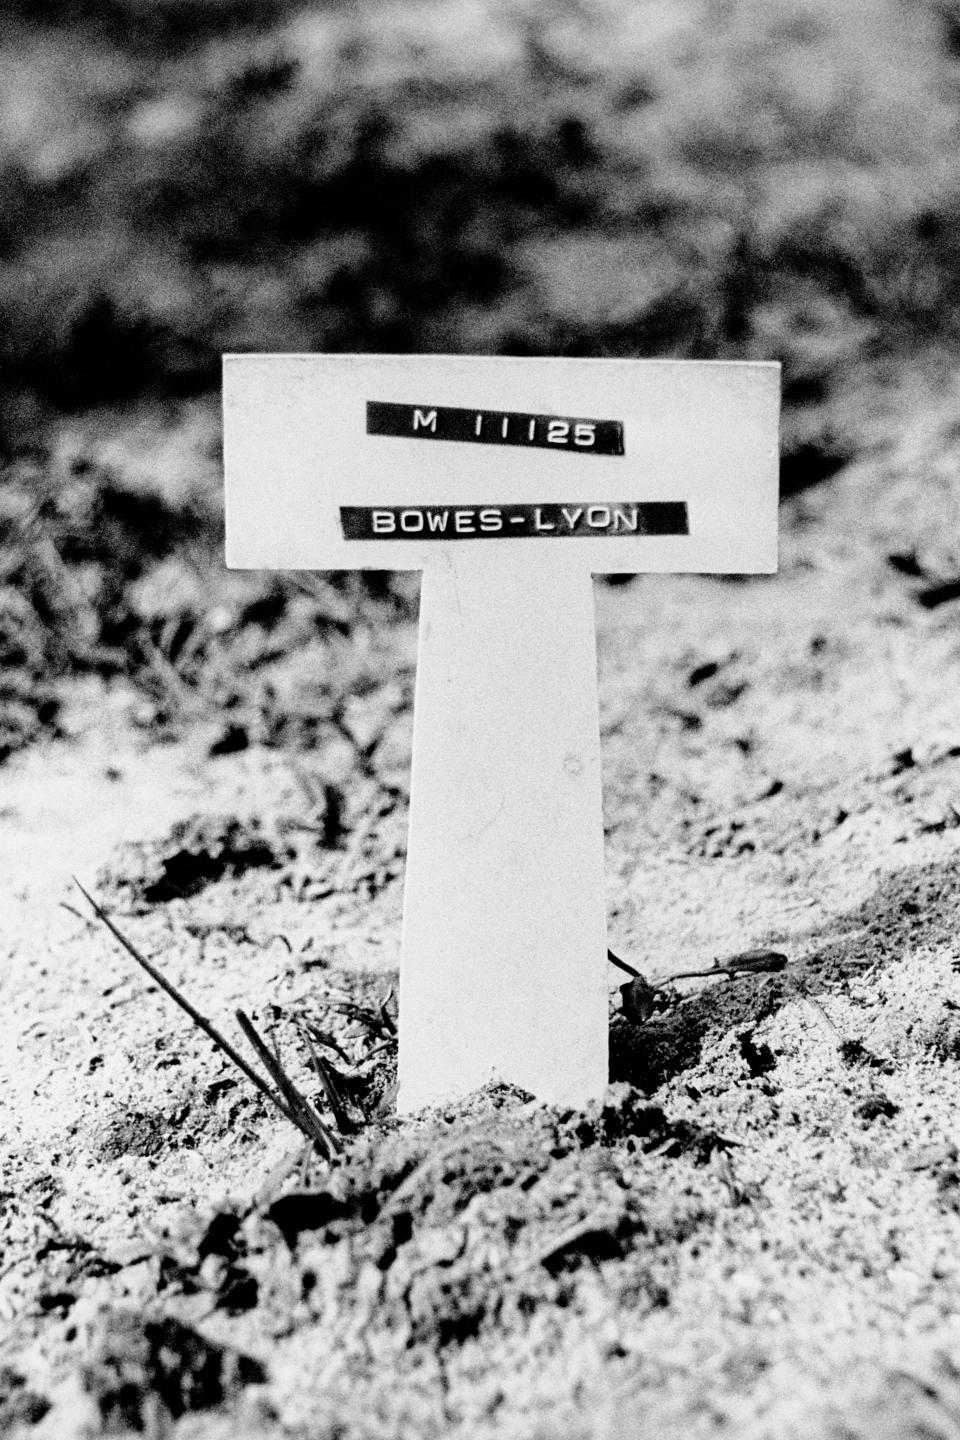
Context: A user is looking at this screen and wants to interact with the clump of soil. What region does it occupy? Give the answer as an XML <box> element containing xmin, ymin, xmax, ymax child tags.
<box><xmin>78</xmin><ymin>1311</ymin><xmax>267</xmax><ymax>1432</ymax></box>
<box><xmin>102</xmin><ymin>815</ymin><xmax>294</xmax><ymax>907</ymax></box>
<box><xmin>0</xmin><ymin>444</ymin><xmax>420</xmax><ymax>774</ymax></box>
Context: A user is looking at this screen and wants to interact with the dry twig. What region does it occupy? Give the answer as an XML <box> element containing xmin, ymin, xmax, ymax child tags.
<box><xmin>299</xmin><ymin>1026</ymin><xmax>357</xmax><ymax>1136</ymax></box>
<box><xmin>609</xmin><ymin>945</ymin><xmax>788</xmax><ymax>992</ymax></box>
<box><xmin>74</xmin><ymin>877</ymin><xmax>334</xmax><ymax>1150</ymax></box>
<box><xmin>235</xmin><ymin>1010</ymin><xmax>340</xmax><ymax>1157</ymax></box>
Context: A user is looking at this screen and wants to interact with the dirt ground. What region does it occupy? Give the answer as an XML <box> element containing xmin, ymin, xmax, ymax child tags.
<box><xmin>4</xmin><ymin>353</ymin><xmax>960</xmax><ymax>1438</ymax></box>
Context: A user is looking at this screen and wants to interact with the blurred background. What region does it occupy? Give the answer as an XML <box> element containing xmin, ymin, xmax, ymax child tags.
<box><xmin>2</xmin><ymin>0</ymin><xmax>960</xmax><ymax>766</ymax></box>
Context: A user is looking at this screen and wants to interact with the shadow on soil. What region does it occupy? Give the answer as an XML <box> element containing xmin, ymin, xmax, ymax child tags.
<box><xmin>611</xmin><ymin>855</ymin><xmax>960</xmax><ymax>1091</ymax></box>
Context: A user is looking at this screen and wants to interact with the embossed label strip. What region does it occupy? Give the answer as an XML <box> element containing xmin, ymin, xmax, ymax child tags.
<box><xmin>341</xmin><ymin>502</ymin><xmax>687</xmax><ymax>540</ymax></box>
<box><xmin>366</xmin><ymin>401</ymin><xmax>624</xmax><ymax>455</ymax></box>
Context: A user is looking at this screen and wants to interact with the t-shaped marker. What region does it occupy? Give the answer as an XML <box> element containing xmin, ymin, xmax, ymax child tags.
<box><xmin>224</xmin><ymin>355</ymin><xmax>779</xmax><ymax>1112</ymax></box>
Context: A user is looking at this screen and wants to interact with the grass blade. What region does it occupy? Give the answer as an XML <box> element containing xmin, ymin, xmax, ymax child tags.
<box><xmin>74</xmin><ymin>876</ymin><xmax>302</xmax><ymax>1135</ymax></box>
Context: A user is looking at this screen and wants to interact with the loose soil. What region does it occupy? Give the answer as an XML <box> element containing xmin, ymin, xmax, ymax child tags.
<box><xmin>4</xmin><ymin>356</ymin><xmax>960</xmax><ymax>1438</ymax></box>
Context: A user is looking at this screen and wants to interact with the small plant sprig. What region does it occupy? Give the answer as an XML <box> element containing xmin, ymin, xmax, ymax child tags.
<box><xmin>608</xmin><ymin>945</ymin><xmax>789</xmax><ymax>1023</ymax></box>
<box><xmin>74</xmin><ymin>878</ymin><xmax>340</xmax><ymax>1158</ymax></box>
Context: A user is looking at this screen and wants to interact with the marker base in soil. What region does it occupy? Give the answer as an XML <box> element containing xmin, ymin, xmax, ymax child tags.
<box><xmin>397</xmin><ymin>550</ymin><xmax>609</xmax><ymax>1113</ymax></box>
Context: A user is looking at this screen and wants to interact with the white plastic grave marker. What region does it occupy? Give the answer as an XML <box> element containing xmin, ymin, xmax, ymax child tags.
<box><xmin>223</xmin><ymin>355</ymin><xmax>780</xmax><ymax>1113</ymax></box>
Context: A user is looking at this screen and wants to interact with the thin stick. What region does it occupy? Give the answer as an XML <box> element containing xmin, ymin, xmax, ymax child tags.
<box><xmin>301</xmin><ymin>1027</ymin><xmax>355</xmax><ymax>1137</ymax></box>
<box><xmin>73</xmin><ymin>877</ymin><xmax>299</xmax><ymax>1131</ymax></box>
<box><xmin>303</xmin><ymin>1023</ymin><xmax>353</xmax><ymax>1066</ymax></box>
<box><xmin>649</xmin><ymin>966</ymin><xmax>724</xmax><ymax>985</ymax></box>
<box><xmin>650</xmin><ymin>952</ymin><xmax>789</xmax><ymax>988</ymax></box>
<box><xmin>235</xmin><ymin>1009</ymin><xmax>340</xmax><ymax>1157</ymax></box>
<box><xmin>612</xmin><ymin>945</ymin><xmax>789</xmax><ymax>990</ymax></box>
<box><xmin>607</xmin><ymin>947</ymin><xmax>641</xmax><ymax>979</ymax></box>
<box><xmin>59</xmin><ymin>901</ymin><xmax>94</xmax><ymax>927</ymax></box>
